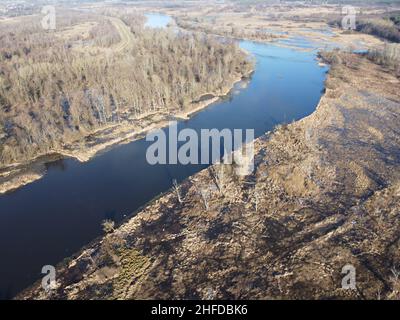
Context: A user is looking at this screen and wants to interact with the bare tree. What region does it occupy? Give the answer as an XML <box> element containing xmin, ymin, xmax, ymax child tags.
<box><xmin>209</xmin><ymin>164</ymin><xmax>226</xmax><ymax>194</ymax></box>
<box><xmin>172</xmin><ymin>179</ymin><xmax>183</xmax><ymax>203</ymax></box>
<box><xmin>254</xmin><ymin>188</ymin><xmax>260</xmax><ymax>212</ymax></box>
<box><xmin>0</xmin><ymin>10</ymin><xmax>252</xmax><ymax>169</ymax></box>
<box><xmin>200</xmin><ymin>188</ymin><xmax>210</xmax><ymax>210</ymax></box>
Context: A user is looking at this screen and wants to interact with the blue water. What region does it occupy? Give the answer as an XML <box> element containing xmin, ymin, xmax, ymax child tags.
<box><xmin>145</xmin><ymin>13</ymin><xmax>172</xmax><ymax>28</ymax></box>
<box><xmin>0</xmin><ymin>36</ymin><xmax>328</xmax><ymax>298</ymax></box>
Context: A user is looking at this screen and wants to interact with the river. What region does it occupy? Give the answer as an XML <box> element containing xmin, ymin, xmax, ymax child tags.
<box><xmin>0</xmin><ymin>14</ymin><xmax>328</xmax><ymax>298</ymax></box>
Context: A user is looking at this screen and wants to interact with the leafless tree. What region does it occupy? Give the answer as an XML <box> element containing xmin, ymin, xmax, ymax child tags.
<box><xmin>172</xmin><ymin>179</ymin><xmax>183</xmax><ymax>203</ymax></box>
<box><xmin>199</xmin><ymin>188</ymin><xmax>210</xmax><ymax>210</ymax></box>
<box><xmin>209</xmin><ymin>164</ymin><xmax>226</xmax><ymax>194</ymax></box>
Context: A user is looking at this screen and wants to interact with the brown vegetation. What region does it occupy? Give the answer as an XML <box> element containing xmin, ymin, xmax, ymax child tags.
<box><xmin>163</xmin><ymin>2</ymin><xmax>392</xmax><ymax>52</ymax></box>
<box><xmin>367</xmin><ymin>43</ymin><xmax>400</xmax><ymax>76</ymax></box>
<box><xmin>175</xmin><ymin>16</ymin><xmax>279</xmax><ymax>42</ymax></box>
<box><xmin>356</xmin><ymin>18</ymin><xmax>400</xmax><ymax>43</ymax></box>
<box><xmin>0</xmin><ymin>9</ymin><xmax>251</xmax><ymax>170</ymax></box>
<box><xmin>18</xmin><ymin>50</ymin><xmax>400</xmax><ymax>300</ymax></box>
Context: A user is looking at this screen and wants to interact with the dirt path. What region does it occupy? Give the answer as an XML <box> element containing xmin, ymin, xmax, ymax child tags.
<box><xmin>107</xmin><ymin>17</ymin><xmax>135</xmax><ymax>52</ymax></box>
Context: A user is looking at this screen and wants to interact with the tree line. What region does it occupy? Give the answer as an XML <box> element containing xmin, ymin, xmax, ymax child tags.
<box><xmin>0</xmin><ymin>9</ymin><xmax>252</xmax><ymax>167</ymax></box>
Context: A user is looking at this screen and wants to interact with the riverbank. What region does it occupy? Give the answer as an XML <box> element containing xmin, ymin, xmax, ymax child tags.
<box><xmin>18</xmin><ymin>50</ymin><xmax>400</xmax><ymax>300</ymax></box>
<box><xmin>0</xmin><ymin>67</ymin><xmax>253</xmax><ymax>195</ymax></box>
<box><xmin>2</xmin><ymin>2</ymin><xmax>389</xmax><ymax>195</ymax></box>
<box><xmin>2</xmin><ymin>34</ymin><xmax>326</xmax><ymax>299</ymax></box>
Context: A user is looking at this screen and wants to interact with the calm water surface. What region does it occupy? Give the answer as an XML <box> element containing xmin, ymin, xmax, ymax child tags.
<box><xmin>145</xmin><ymin>13</ymin><xmax>172</xmax><ymax>28</ymax></box>
<box><xmin>0</xmin><ymin>15</ymin><xmax>328</xmax><ymax>298</ymax></box>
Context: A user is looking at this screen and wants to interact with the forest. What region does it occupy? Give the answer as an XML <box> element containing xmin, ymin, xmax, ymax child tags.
<box><xmin>356</xmin><ymin>17</ymin><xmax>400</xmax><ymax>43</ymax></box>
<box><xmin>0</xmin><ymin>8</ymin><xmax>252</xmax><ymax>168</ymax></box>
<box><xmin>329</xmin><ymin>11</ymin><xmax>400</xmax><ymax>43</ymax></box>
<box><xmin>175</xmin><ymin>16</ymin><xmax>279</xmax><ymax>42</ymax></box>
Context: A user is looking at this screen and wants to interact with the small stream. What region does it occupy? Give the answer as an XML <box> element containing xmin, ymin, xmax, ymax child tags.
<box><xmin>0</xmin><ymin>14</ymin><xmax>328</xmax><ymax>298</ymax></box>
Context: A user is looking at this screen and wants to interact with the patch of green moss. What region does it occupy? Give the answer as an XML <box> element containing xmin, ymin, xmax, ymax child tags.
<box><xmin>112</xmin><ymin>247</ymin><xmax>151</xmax><ymax>299</ymax></box>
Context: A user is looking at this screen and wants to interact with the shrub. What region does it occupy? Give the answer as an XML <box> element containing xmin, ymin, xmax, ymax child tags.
<box><xmin>318</xmin><ymin>49</ymin><xmax>342</xmax><ymax>65</ymax></box>
<box><xmin>367</xmin><ymin>43</ymin><xmax>400</xmax><ymax>76</ymax></box>
<box><xmin>102</xmin><ymin>220</ymin><xmax>115</xmax><ymax>234</ymax></box>
<box><xmin>357</xmin><ymin>19</ymin><xmax>400</xmax><ymax>43</ymax></box>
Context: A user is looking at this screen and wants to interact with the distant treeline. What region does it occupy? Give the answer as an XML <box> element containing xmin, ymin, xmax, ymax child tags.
<box><xmin>330</xmin><ymin>12</ymin><xmax>400</xmax><ymax>43</ymax></box>
<box><xmin>176</xmin><ymin>16</ymin><xmax>279</xmax><ymax>42</ymax></box>
<box><xmin>357</xmin><ymin>18</ymin><xmax>400</xmax><ymax>43</ymax></box>
<box><xmin>229</xmin><ymin>0</ymin><xmax>400</xmax><ymax>4</ymax></box>
<box><xmin>319</xmin><ymin>44</ymin><xmax>400</xmax><ymax>78</ymax></box>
